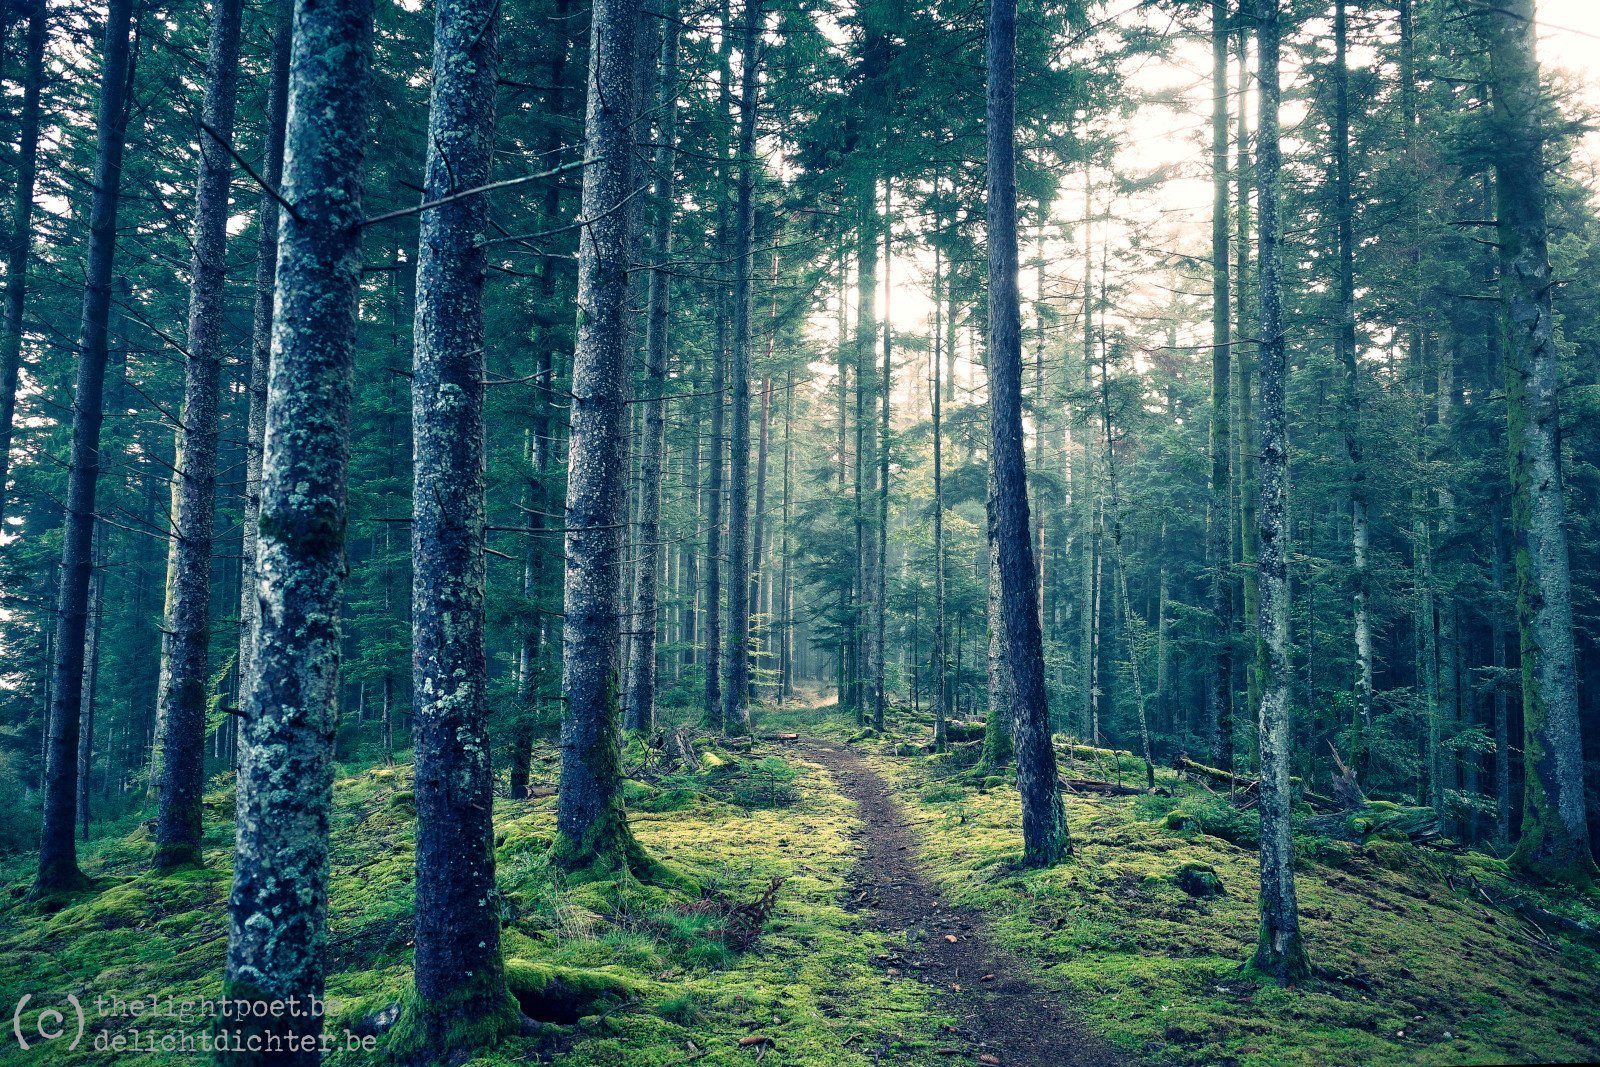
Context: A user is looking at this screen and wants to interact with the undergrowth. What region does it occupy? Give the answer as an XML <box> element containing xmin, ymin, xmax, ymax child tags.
<box><xmin>0</xmin><ymin>728</ymin><xmax>955</xmax><ymax>1066</ymax></box>
<box><xmin>852</xmin><ymin>712</ymin><xmax>1600</xmax><ymax>1067</ymax></box>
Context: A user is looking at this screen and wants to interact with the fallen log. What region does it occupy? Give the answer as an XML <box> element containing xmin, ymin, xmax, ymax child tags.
<box><xmin>756</xmin><ymin>732</ymin><xmax>802</xmax><ymax>743</ymax></box>
<box><xmin>1059</xmin><ymin>776</ymin><xmax>1170</xmax><ymax>798</ymax></box>
<box><xmin>1171</xmin><ymin>754</ymin><xmax>1338</xmax><ymax>812</ymax></box>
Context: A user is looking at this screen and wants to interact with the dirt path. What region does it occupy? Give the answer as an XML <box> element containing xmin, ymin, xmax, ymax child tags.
<box><xmin>804</xmin><ymin>740</ymin><xmax>1123</xmax><ymax>1067</ymax></box>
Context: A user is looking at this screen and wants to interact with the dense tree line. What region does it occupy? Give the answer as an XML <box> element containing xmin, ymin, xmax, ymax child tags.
<box><xmin>0</xmin><ymin>0</ymin><xmax>1597</xmax><ymax>1054</ymax></box>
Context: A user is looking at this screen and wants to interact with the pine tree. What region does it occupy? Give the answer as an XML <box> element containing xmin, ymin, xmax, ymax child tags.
<box><xmin>224</xmin><ymin>0</ymin><xmax>374</xmax><ymax>1047</ymax></box>
<box><xmin>986</xmin><ymin>0</ymin><xmax>1067</xmax><ymax>869</ymax></box>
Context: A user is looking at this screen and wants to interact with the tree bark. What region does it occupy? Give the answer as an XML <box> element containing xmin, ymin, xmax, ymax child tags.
<box><xmin>223</xmin><ymin>0</ymin><xmax>373</xmax><ymax>1050</ymax></box>
<box><xmin>1250</xmin><ymin>0</ymin><xmax>1309</xmax><ymax>983</ymax></box>
<box><xmin>1484</xmin><ymin>0</ymin><xmax>1596</xmax><ymax>886</ymax></box>
<box><xmin>77</xmin><ymin>525</ymin><xmax>105</xmax><ymax>841</ymax></box>
<box><xmin>238</xmin><ymin>0</ymin><xmax>292</xmax><ymax>717</ymax></box>
<box><xmin>1332</xmin><ymin>0</ymin><xmax>1373</xmax><ymax>773</ymax></box>
<box><xmin>402</xmin><ymin>0</ymin><xmax>518</xmax><ymax>1050</ymax></box>
<box><xmin>987</xmin><ymin>0</ymin><xmax>1068</xmax><ymax>867</ymax></box>
<box><xmin>35</xmin><ymin>0</ymin><xmax>135</xmax><ymax>894</ymax></box>
<box><xmin>1208</xmin><ymin>0</ymin><xmax>1235</xmax><ymax>774</ymax></box>
<box><xmin>555</xmin><ymin>0</ymin><xmax>654</xmax><ymax>876</ymax></box>
<box><xmin>154</xmin><ymin>0</ymin><xmax>245</xmax><ymax>872</ymax></box>
<box><xmin>0</xmin><ymin>0</ymin><xmax>47</xmax><ymax>526</ymax></box>
<box><xmin>723</xmin><ymin>0</ymin><xmax>761</xmax><ymax>735</ymax></box>
<box><xmin>624</xmin><ymin>0</ymin><xmax>680</xmax><ymax>733</ymax></box>
<box><xmin>872</xmin><ymin>185</ymin><xmax>892</xmax><ymax>730</ymax></box>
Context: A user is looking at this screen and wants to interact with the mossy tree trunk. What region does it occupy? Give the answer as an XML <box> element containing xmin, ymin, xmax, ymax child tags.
<box><xmin>223</xmin><ymin>0</ymin><xmax>373</xmax><ymax>1053</ymax></box>
<box><xmin>403</xmin><ymin>0</ymin><xmax>519</xmax><ymax>1053</ymax></box>
<box><xmin>237</xmin><ymin>0</ymin><xmax>292</xmax><ymax>714</ymax></box>
<box><xmin>1483</xmin><ymin>0</ymin><xmax>1597</xmax><ymax>887</ymax></box>
<box><xmin>555</xmin><ymin>0</ymin><xmax>652</xmax><ymax>875</ymax></box>
<box><xmin>1250</xmin><ymin>0</ymin><xmax>1309</xmax><ymax>985</ymax></box>
<box><xmin>35</xmin><ymin>0</ymin><xmax>135</xmax><ymax>894</ymax></box>
<box><xmin>154</xmin><ymin>0</ymin><xmax>244</xmax><ymax>872</ymax></box>
<box><xmin>987</xmin><ymin>0</ymin><xmax>1068</xmax><ymax>867</ymax></box>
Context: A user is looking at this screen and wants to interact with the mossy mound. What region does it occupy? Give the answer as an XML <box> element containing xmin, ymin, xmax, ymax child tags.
<box><xmin>504</xmin><ymin>959</ymin><xmax>641</xmax><ymax>1023</ymax></box>
<box><xmin>1174</xmin><ymin>861</ymin><xmax>1225</xmax><ymax>898</ymax></box>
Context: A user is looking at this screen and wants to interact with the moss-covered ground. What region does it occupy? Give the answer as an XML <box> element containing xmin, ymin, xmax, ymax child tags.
<box><xmin>3</xmin><ymin>700</ymin><xmax>1597</xmax><ymax>1066</ymax></box>
<box><xmin>0</xmin><ymin>724</ymin><xmax>955</xmax><ymax>1066</ymax></box>
<box><xmin>845</xmin><ymin>708</ymin><xmax>1600</xmax><ymax>1067</ymax></box>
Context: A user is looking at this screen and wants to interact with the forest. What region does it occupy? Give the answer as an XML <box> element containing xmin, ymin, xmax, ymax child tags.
<box><xmin>1</xmin><ymin>0</ymin><xmax>1599</xmax><ymax>1061</ymax></box>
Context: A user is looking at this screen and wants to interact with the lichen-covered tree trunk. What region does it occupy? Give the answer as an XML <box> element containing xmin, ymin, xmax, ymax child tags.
<box><xmin>987</xmin><ymin>0</ymin><xmax>1067</xmax><ymax>868</ymax></box>
<box><xmin>399</xmin><ymin>0</ymin><xmax>519</xmax><ymax>1052</ymax></box>
<box><xmin>982</xmin><ymin>469</ymin><xmax>1014</xmax><ymax>772</ymax></box>
<box><xmin>1250</xmin><ymin>0</ymin><xmax>1309</xmax><ymax>984</ymax></box>
<box><xmin>555</xmin><ymin>0</ymin><xmax>652</xmax><ymax>875</ymax></box>
<box><xmin>77</xmin><ymin>525</ymin><xmax>105</xmax><ymax>841</ymax></box>
<box><xmin>0</xmin><ymin>0</ymin><xmax>47</xmax><ymax>526</ymax></box>
<box><xmin>154</xmin><ymin>0</ymin><xmax>245</xmax><ymax>872</ymax></box>
<box><xmin>624</xmin><ymin>0</ymin><xmax>681</xmax><ymax>734</ymax></box>
<box><xmin>35</xmin><ymin>0</ymin><xmax>135</xmax><ymax>894</ymax></box>
<box><xmin>1483</xmin><ymin>0</ymin><xmax>1597</xmax><ymax>887</ymax></box>
<box><xmin>223</xmin><ymin>0</ymin><xmax>373</xmax><ymax>1051</ymax></box>
<box><xmin>722</xmin><ymin>0</ymin><xmax>761</xmax><ymax>736</ymax></box>
<box><xmin>238</xmin><ymin>0</ymin><xmax>292</xmax><ymax>712</ymax></box>
<box><xmin>1207</xmin><ymin>0</ymin><xmax>1234</xmax><ymax>775</ymax></box>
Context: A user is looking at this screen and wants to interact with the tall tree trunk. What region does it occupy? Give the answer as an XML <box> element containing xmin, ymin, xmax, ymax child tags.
<box><xmin>77</xmin><ymin>524</ymin><xmax>105</xmax><ymax>841</ymax></box>
<box><xmin>1235</xmin><ymin>18</ymin><xmax>1259</xmax><ymax>724</ymax></box>
<box><xmin>238</xmin><ymin>0</ymin><xmax>293</xmax><ymax>718</ymax></box>
<box><xmin>35</xmin><ymin>0</ymin><xmax>135</xmax><ymax>894</ymax></box>
<box><xmin>873</xmin><ymin>183</ymin><xmax>892</xmax><ymax>730</ymax></box>
<box><xmin>1332</xmin><ymin>0</ymin><xmax>1373</xmax><ymax>773</ymax></box>
<box><xmin>982</xmin><ymin>473</ymin><xmax>1014</xmax><ymax>771</ymax></box>
<box><xmin>1492</xmin><ymin>512</ymin><xmax>1512</xmax><ymax>849</ymax></box>
<box><xmin>750</xmin><ymin>369</ymin><xmax>772</xmax><ymax>699</ymax></box>
<box><xmin>723</xmin><ymin>0</ymin><xmax>761</xmax><ymax>735</ymax></box>
<box><xmin>853</xmin><ymin>187</ymin><xmax>877</xmax><ymax>722</ymax></box>
<box><xmin>224</xmin><ymin>0</ymin><xmax>373</xmax><ymax>1049</ymax></box>
<box><xmin>1208</xmin><ymin>0</ymin><xmax>1234</xmax><ymax>773</ymax></box>
<box><xmin>625</xmin><ymin>0</ymin><xmax>680</xmax><ymax>733</ymax></box>
<box><xmin>1250</xmin><ymin>0</ymin><xmax>1309</xmax><ymax>983</ymax></box>
<box><xmin>0</xmin><ymin>0</ymin><xmax>47</xmax><ymax>525</ymax></box>
<box><xmin>932</xmin><ymin>200</ymin><xmax>948</xmax><ymax>753</ymax></box>
<box><xmin>1078</xmin><ymin>173</ymin><xmax>1100</xmax><ymax>745</ymax></box>
<box><xmin>987</xmin><ymin>0</ymin><xmax>1068</xmax><ymax>867</ymax></box>
<box><xmin>154</xmin><ymin>0</ymin><xmax>245</xmax><ymax>872</ymax></box>
<box><xmin>554</xmin><ymin>0</ymin><xmax>655</xmax><ymax>875</ymax></box>
<box><xmin>402</xmin><ymin>0</ymin><xmax>518</xmax><ymax>1050</ymax></box>
<box><xmin>780</xmin><ymin>367</ymin><xmax>795</xmax><ymax>700</ymax></box>
<box><xmin>1100</xmin><ymin>354</ymin><xmax>1155</xmax><ymax>791</ymax></box>
<box><xmin>703</xmin><ymin>0</ymin><xmax>730</xmax><ymax>731</ymax></box>
<box><xmin>1483</xmin><ymin>0</ymin><xmax>1596</xmax><ymax>886</ymax></box>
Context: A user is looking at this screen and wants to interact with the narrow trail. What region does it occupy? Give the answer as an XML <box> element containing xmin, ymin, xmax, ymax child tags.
<box><xmin>803</xmin><ymin>739</ymin><xmax>1123</xmax><ymax>1067</ymax></box>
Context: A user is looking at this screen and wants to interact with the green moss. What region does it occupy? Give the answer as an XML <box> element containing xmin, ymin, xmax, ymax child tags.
<box><xmin>1174</xmin><ymin>862</ymin><xmax>1225</xmax><ymax>898</ymax></box>
<box><xmin>866</xmin><ymin>732</ymin><xmax>1600</xmax><ymax>1067</ymax></box>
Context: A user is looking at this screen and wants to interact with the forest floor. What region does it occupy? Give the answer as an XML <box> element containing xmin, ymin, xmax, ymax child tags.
<box><xmin>2</xmin><ymin>703</ymin><xmax>1599</xmax><ymax>1066</ymax></box>
<box><xmin>803</xmin><ymin>738</ymin><xmax>1118</xmax><ymax>1067</ymax></box>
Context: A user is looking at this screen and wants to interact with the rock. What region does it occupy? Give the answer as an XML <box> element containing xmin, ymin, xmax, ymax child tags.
<box><xmin>1174</xmin><ymin>862</ymin><xmax>1225</xmax><ymax>898</ymax></box>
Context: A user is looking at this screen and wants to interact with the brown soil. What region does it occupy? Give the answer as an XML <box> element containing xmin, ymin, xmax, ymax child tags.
<box><xmin>805</xmin><ymin>739</ymin><xmax>1125</xmax><ymax>1067</ymax></box>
